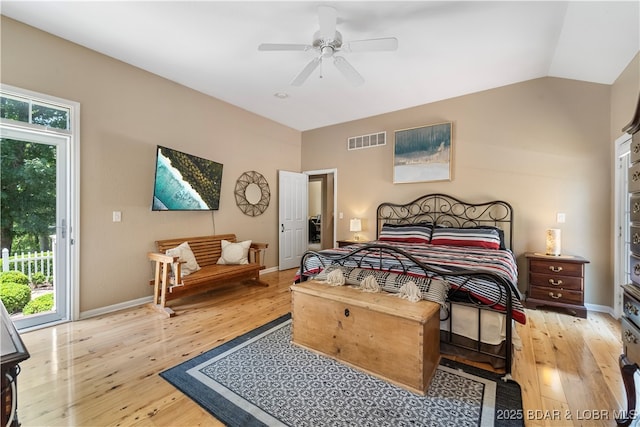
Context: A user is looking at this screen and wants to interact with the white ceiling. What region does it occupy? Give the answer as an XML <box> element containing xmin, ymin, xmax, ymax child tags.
<box><xmin>2</xmin><ymin>1</ymin><xmax>639</xmax><ymax>131</ymax></box>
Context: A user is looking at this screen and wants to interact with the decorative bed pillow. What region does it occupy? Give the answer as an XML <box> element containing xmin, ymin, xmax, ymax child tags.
<box><xmin>471</xmin><ymin>226</ymin><xmax>507</xmax><ymax>250</ymax></box>
<box><xmin>165</xmin><ymin>241</ymin><xmax>201</xmax><ymax>276</ymax></box>
<box><xmin>430</xmin><ymin>227</ymin><xmax>501</xmax><ymax>250</ymax></box>
<box><xmin>217</xmin><ymin>239</ymin><xmax>252</xmax><ymax>265</ymax></box>
<box><xmin>378</xmin><ymin>223</ymin><xmax>432</xmax><ymax>244</ymax></box>
<box><xmin>313</xmin><ymin>266</ymin><xmax>449</xmax><ymax>307</ymax></box>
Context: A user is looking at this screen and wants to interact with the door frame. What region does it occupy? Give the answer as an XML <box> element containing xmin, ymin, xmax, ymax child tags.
<box><xmin>0</xmin><ymin>84</ymin><xmax>80</xmax><ymax>330</ymax></box>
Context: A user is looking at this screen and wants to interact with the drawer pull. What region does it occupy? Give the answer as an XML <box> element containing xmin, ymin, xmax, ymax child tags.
<box><xmin>635</xmin><ymin>202</ymin><xmax>640</xmax><ymax>214</ymax></box>
<box><xmin>635</xmin><ymin>264</ymin><xmax>640</xmax><ymax>276</ymax></box>
<box><xmin>625</xmin><ymin>329</ymin><xmax>638</xmax><ymax>344</ymax></box>
<box><xmin>548</xmin><ymin>266</ymin><xmax>563</xmax><ymax>273</ymax></box>
<box><xmin>548</xmin><ymin>292</ymin><xmax>563</xmax><ymax>299</ymax></box>
<box><xmin>635</xmin><ymin>143</ymin><xmax>640</xmax><ymax>154</ymax></box>
<box><xmin>548</xmin><ymin>279</ymin><xmax>563</xmax><ymax>286</ymax></box>
<box><xmin>635</xmin><ymin>234</ymin><xmax>640</xmax><ymax>245</ymax></box>
<box><xmin>633</xmin><ymin>171</ymin><xmax>640</xmax><ymax>182</ymax></box>
<box><xmin>625</xmin><ymin>302</ymin><xmax>639</xmax><ymax>316</ymax></box>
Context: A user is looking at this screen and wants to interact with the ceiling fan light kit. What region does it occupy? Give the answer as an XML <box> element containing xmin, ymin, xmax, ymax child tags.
<box><xmin>258</xmin><ymin>6</ymin><xmax>398</xmax><ymax>87</ymax></box>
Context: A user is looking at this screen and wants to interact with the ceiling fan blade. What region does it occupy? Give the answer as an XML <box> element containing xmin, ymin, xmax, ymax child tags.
<box><xmin>258</xmin><ymin>43</ymin><xmax>311</xmax><ymax>52</ymax></box>
<box><xmin>318</xmin><ymin>5</ymin><xmax>337</xmax><ymax>41</ymax></box>
<box><xmin>291</xmin><ymin>57</ymin><xmax>322</xmax><ymax>86</ymax></box>
<box><xmin>333</xmin><ymin>56</ymin><xmax>364</xmax><ymax>86</ymax></box>
<box><xmin>344</xmin><ymin>37</ymin><xmax>399</xmax><ymax>52</ymax></box>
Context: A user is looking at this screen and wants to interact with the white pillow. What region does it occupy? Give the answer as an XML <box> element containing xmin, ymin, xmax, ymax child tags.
<box><xmin>217</xmin><ymin>239</ymin><xmax>252</xmax><ymax>265</ymax></box>
<box><xmin>165</xmin><ymin>241</ymin><xmax>200</xmax><ymax>276</ymax></box>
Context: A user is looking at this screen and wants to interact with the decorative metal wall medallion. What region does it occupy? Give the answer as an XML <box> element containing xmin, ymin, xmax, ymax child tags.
<box><xmin>234</xmin><ymin>171</ymin><xmax>270</xmax><ymax>216</ymax></box>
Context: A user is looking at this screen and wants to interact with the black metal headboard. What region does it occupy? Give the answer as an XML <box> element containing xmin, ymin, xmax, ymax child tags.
<box><xmin>376</xmin><ymin>193</ymin><xmax>514</xmax><ymax>250</ymax></box>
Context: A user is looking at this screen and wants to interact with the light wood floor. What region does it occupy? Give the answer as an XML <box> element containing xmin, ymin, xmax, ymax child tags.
<box><xmin>16</xmin><ymin>269</ymin><xmax>627</xmax><ymax>426</ymax></box>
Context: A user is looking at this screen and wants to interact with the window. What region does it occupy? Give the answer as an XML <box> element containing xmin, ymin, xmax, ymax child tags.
<box><xmin>1</xmin><ymin>93</ymin><xmax>70</xmax><ymax>130</ymax></box>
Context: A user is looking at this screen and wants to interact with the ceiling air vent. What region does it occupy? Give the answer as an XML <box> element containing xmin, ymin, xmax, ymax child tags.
<box><xmin>347</xmin><ymin>131</ymin><xmax>386</xmax><ymax>151</ymax></box>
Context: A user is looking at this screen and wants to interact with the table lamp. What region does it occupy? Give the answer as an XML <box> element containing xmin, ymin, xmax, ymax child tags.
<box><xmin>350</xmin><ymin>218</ymin><xmax>362</xmax><ymax>241</ymax></box>
<box><xmin>545</xmin><ymin>228</ymin><xmax>561</xmax><ymax>256</ymax></box>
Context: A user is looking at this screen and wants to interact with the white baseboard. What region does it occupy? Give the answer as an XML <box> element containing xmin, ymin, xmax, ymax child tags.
<box><xmin>80</xmin><ymin>268</ymin><xmax>281</xmax><ymax>319</ymax></box>
<box><xmin>261</xmin><ymin>266</ymin><xmax>278</xmax><ymax>274</ymax></box>
<box><xmin>80</xmin><ymin>295</ymin><xmax>153</xmax><ymax>320</ymax></box>
<box><xmin>585</xmin><ymin>303</ymin><xmax>614</xmax><ymax>317</ymax></box>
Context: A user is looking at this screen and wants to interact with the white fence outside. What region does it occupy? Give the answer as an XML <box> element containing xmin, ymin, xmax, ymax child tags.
<box><xmin>1</xmin><ymin>248</ymin><xmax>55</xmax><ymax>282</ymax></box>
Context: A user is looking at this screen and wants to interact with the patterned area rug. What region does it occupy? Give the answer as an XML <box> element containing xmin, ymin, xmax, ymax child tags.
<box><xmin>161</xmin><ymin>314</ymin><xmax>523</xmax><ymax>427</ymax></box>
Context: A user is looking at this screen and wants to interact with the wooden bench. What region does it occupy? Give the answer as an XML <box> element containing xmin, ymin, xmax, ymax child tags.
<box><xmin>148</xmin><ymin>234</ymin><xmax>268</xmax><ymax>317</ymax></box>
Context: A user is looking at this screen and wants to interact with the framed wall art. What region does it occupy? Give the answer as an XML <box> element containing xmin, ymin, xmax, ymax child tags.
<box><xmin>393</xmin><ymin>122</ymin><xmax>452</xmax><ymax>184</ymax></box>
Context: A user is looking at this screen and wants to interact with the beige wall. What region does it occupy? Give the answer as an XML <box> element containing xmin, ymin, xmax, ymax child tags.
<box><xmin>1</xmin><ymin>17</ymin><xmax>301</xmax><ymax>313</ymax></box>
<box><xmin>2</xmin><ymin>15</ymin><xmax>638</xmax><ymax>312</ymax></box>
<box><xmin>302</xmin><ymin>76</ymin><xmax>622</xmax><ymax>307</ymax></box>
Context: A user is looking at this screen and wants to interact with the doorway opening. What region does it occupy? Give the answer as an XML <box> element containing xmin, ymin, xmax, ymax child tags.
<box><xmin>306</xmin><ymin>169</ymin><xmax>337</xmax><ymax>250</ymax></box>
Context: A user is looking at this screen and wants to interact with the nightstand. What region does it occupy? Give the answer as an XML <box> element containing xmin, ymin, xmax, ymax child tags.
<box><xmin>524</xmin><ymin>252</ymin><xmax>589</xmax><ymax>318</ymax></box>
<box><xmin>337</xmin><ymin>240</ymin><xmax>366</xmax><ymax>248</ymax></box>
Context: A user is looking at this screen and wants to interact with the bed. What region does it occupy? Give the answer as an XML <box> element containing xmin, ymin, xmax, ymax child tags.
<box><xmin>295</xmin><ymin>193</ymin><xmax>524</xmax><ymax>374</ymax></box>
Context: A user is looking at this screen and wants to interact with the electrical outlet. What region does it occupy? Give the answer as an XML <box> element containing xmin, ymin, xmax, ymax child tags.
<box><xmin>556</xmin><ymin>212</ymin><xmax>566</xmax><ymax>223</ymax></box>
<box><xmin>113</xmin><ymin>211</ymin><xmax>122</xmax><ymax>222</ymax></box>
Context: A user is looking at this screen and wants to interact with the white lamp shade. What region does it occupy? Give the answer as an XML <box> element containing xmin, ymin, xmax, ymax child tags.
<box><xmin>545</xmin><ymin>228</ymin><xmax>561</xmax><ymax>256</ymax></box>
<box><xmin>349</xmin><ymin>218</ymin><xmax>362</xmax><ymax>232</ymax></box>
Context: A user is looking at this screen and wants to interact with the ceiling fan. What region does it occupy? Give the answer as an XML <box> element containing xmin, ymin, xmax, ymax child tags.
<box><xmin>258</xmin><ymin>6</ymin><xmax>398</xmax><ymax>87</ymax></box>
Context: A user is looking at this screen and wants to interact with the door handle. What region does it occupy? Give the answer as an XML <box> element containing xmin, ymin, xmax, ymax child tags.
<box><xmin>281</xmin><ymin>224</ymin><xmax>284</xmax><ymax>233</ymax></box>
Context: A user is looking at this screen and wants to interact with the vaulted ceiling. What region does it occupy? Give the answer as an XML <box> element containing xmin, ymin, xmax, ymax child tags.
<box><xmin>2</xmin><ymin>1</ymin><xmax>639</xmax><ymax>131</ymax></box>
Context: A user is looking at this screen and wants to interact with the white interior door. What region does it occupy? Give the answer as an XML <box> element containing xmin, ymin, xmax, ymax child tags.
<box><xmin>278</xmin><ymin>170</ymin><xmax>308</xmax><ymax>270</ymax></box>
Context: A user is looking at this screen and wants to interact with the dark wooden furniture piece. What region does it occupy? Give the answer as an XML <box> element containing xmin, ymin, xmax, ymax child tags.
<box><xmin>336</xmin><ymin>239</ymin><xmax>365</xmax><ymax>248</ymax></box>
<box><xmin>148</xmin><ymin>234</ymin><xmax>268</xmax><ymax>317</ymax></box>
<box><xmin>1</xmin><ymin>301</ymin><xmax>30</xmax><ymax>427</ymax></box>
<box><xmin>619</xmin><ymin>94</ymin><xmax>640</xmax><ymax>426</ymax></box>
<box><xmin>524</xmin><ymin>252</ymin><xmax>589</xmax><ymax>318</ymax></box>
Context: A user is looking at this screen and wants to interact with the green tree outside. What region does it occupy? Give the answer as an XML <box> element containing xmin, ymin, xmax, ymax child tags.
<box><xmin>1</xmin><ymin>96</ymin><xmax>67</xmax><ymax>254</ymax></box>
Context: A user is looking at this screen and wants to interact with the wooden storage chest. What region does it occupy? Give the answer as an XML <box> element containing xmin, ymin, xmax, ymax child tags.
<box><xmin>290</xmin><ymin>281</ymin><xmax>440</xmax><ymax>395</ymax></box>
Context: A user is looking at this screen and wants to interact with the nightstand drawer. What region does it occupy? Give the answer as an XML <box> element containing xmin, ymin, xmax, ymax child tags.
<box><xmin>529</xmin><ymin>273</ymin><xmax>582</xmax><ymax>291</ymax></box>
<box><xmin>529</xmin><ymin>287</ymin><xmax>583</xmax><ymax>305</ymax></box>
<box><xmin>529</xmin><ymin>259</ymin><xmax>583</xmax><ymax>277</ymax></box>
<box><xmin>622</xmin><ymin>317</ymin><xmax>640</xmax><ymax>364</ymax></box>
